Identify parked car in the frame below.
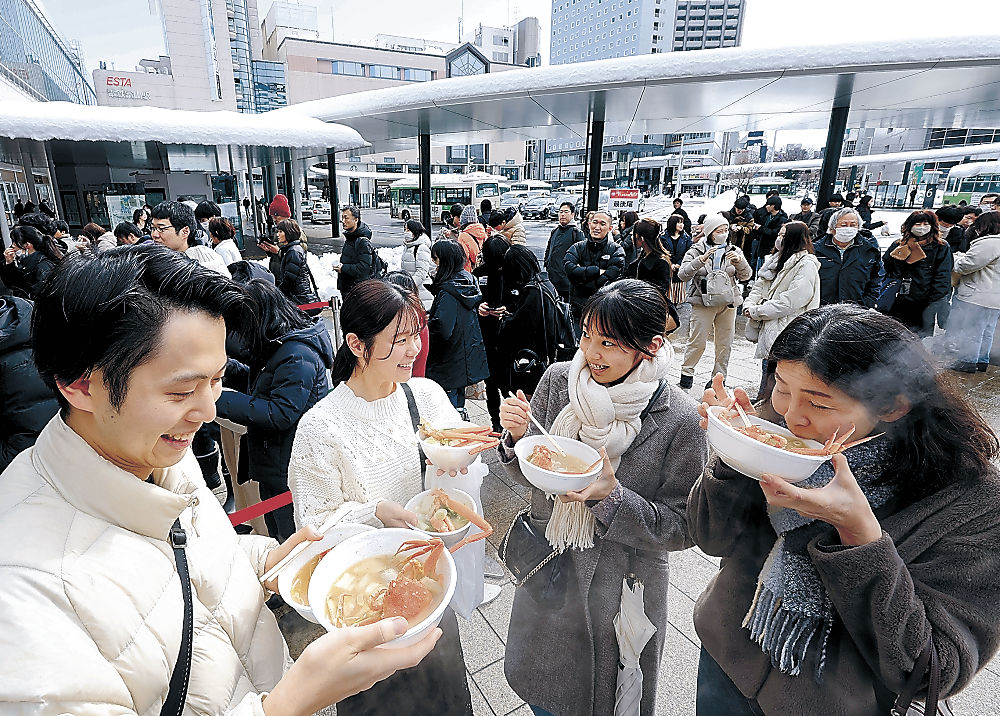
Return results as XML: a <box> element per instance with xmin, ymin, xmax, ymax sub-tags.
<box><xmin>500</xmin><ymin>193</ymin><xmax>528</xmax><ymax>213</ymax></box>
<box><xmin>311</xmin><ymin>201</ymin><xmax>332</xmax><ymax>224</ymax></box>
<box><xmin>301</xmin><ymin>199</ymin><xmax>314</xmax><ymax>220</ymax></box>
<box><xmin>522</xmin><ymin>195</ymin><xmax>555</xmax><ymax>220</ymax></box>
<box><xmin>547</xmin><ymin>194</ymin><xmax>578</xmax><ymax>220</ymax></box>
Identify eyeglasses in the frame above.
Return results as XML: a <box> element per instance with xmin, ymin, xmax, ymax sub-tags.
<box><xmin>150</xmin><ymin>223</ymin><xmax>174</xmax><ymax>234</ymax></box>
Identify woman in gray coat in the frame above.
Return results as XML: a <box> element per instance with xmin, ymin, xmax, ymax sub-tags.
<box><xmin>498</xmin><ymin>279</ymin><xmax>707</xmax><ymax>716</ymax></box>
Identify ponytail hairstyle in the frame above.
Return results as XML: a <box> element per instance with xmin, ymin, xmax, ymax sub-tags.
<box><xmin>765</xmin><ymin>304</ymin><xmax>998</xmax><ymax>505</ymax></box>
<box><xmin>633</xmin><ymin>217</ymin><xmax>669</xmax><ymax>261</ymax></box>
<box><xmin>11</xmin><ymin>225</ymin><xmax>63</xmax><ymax>263</ymax></box>
<box><xmin>330</xmin><ymin>279</ymin><xmax>426</xmax><ymax>386</ymax></box>
<box><xmin>208</xmin><ymin>216</ymin><xmax>236</xmax><ymax>244</ymax></box>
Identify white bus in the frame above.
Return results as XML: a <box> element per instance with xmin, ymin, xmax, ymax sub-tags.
<box><xmin>506</xmin><ymin>179</ymin><xmax>552</xmax><ymax>194</ymax></box>
<box><xmin>388</xmin><ymin>172</ymin><xmax>503</xmax><ymax>223</ymax></box>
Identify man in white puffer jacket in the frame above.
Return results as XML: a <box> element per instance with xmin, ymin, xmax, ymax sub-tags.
<box><xmin>0</xmin><ymin>245</ymin><xmax>439</xmax><ymax>716</ymax></box>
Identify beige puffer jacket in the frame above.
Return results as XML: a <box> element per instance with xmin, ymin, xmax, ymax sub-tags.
<box><xmin>0</xmin><ymin>416</ymin><xmax>289</xmax><ymax>715</ymax></box>
<box><xmin>953</xmin><ymin>234</ymin><xmax>1000</xmax><ymax>309</ymax></box>
<box><xmin>503</xmin><ymin>211</ymin><xmax>527</xmax><ymax>245</ymax></box>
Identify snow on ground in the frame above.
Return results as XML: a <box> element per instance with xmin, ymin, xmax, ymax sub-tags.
<box><xmin>305</xmin><ymin>246</ymin><xmax>404</xmax><ymax>300</ymax></box>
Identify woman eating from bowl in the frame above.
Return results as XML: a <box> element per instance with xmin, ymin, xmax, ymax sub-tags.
<box><xmin>287</xmin><ymin>278</ymin><xmax>473</xmax><ymax>714</ymax></box>
<box><xmin>498</xmin><ymin>278</ymin><xmax>707</xmax><ymax>716</ymax></box>
<box><xmin>688</xmin><ymin>304</ymin><xmax>1000</xmax><ymax>715</ymax></box>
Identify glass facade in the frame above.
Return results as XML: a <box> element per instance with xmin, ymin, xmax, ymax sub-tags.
<box><xmin>226</xmin><ymin>0</ymin><xmax>253</xmax><ymax>112</ymax></box>
<box><xmin>252</xmin><ymin>60</ymin><xmax>286</xmax><ymax>112</ymax></box>
<box><xmin>0</xmin><ymin>0</ymin><xmax>96</xmax><ymax>103</ymax></box>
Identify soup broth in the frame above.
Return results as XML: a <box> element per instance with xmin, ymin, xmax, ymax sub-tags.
<box><xmin>325</xmin><ymin>553</ymin><xmax>444</xmax><ymax>628</ymax></box>
<box><xmin>528</xmin><ymin>445</ymin><xmax>594</xmax><ymax>474</ymax></box>
<box><xmin>415</xmin><ymin>494</ymin><xmax>471</xmax><ymax>533</ymax></box>
<box><xmin>289</xmin><ymin>549</ymin><xmax>330</xmax><ymax>606</ymax></box>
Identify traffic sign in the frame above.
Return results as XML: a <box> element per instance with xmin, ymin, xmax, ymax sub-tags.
<box><xmin>608</xmin><ymin>187</ymin><xmax>641</xmax><ymax>213</ymax></box>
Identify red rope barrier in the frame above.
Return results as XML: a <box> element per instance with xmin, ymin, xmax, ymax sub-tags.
<box><xmin>297</xmin><ymin>300</ymin><xmax>330</xmax><ymax>311</ymax></box>
<box><xmin>228</xmin><ymin>491</ymin><xmax>293</xmax><ymax>525</ymax></box>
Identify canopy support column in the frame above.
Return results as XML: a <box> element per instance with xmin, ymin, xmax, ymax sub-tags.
<box><xmin>419</xmin><ymin>132</ymin><xmax>432</xmax><ymax>232</ymax></box>
<box><xmin>584</xmin><ymin>103</ymin><xmax>606</xmax><ymax>214</ymax></box>
<box><xmin>817</xmin><ymin>74</ymin><xmax>855</xmax><ymax>210</ymax></box>
<box><xmin>327</xmin><ymin>149</ymin><xmax>340</xmax><ymax>238</ymax></box>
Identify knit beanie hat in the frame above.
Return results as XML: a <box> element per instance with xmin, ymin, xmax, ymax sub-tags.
<box><xmin>460</xmin><ymin>204</ymin><xmax>479</xmax><ymax>227</ymax></box>
<box><xmin>701</xmin><ymin>213</ymin><xmax>729</xmax><ymax>240</ymax></box>
<box><xmin>269</xmin><ymin>194</ymin><xmax>291</xmax><ymax>219</ymax></box>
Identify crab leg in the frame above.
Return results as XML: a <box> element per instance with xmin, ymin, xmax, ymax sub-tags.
<box><xmin>426</xmin><ymin>489</ymin><xmax>495</xmax><ymax>553</ymax></box>
<box><xmin>468</xmin><ymin>439</ymin><xmax>500</xmax><ymax>456</ymax></box>
<box><xmin>829</xmin><ymin>424</ymin><xmax>857</xmax><ymax>452</ymax></box>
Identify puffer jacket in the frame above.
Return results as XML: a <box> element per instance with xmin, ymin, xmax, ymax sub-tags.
<box><xmin>0</xmin><ymin>296</ymin><xmax>58</xmax><ymax>471</ymax></box>
<box><xmin>339</xmin><ymin>223</ymin><xmax>375</xmax><ymax>297</ymax></box>
<box><xmin>564</xmin><ymin>235</ymin><xmax>627</xmax><ymax>309</ymax></box>
<box><xmin>953</xmin><ymin>234</ymin><xmax>1000</xmax><ymax>309</ymax></box>
<box><xmin>426</xmin><ymin>271</ymin><xmax>489</xmax><ymax>390</ymax></box>
<box><xmin>217</xmin><ymin>320</ymin><xmax>334</xmax><ymax>492</ymax></box>
<box><xmin>274</xmin><ymin>240</ymin><xmax>317</xmax><ymax>306</ymax></box>
<box><xmin>545</xmin><ymin>222</ymin><xmax>585</xmax><ymax>297</ymax></box>
<box><xmin>618</xmin><ymin>225</ymin><xmax>638</xmax><ymax>268</ymax></box>
<box><xmin>882</xmin><ymin>238</ymin><xmax>953</xmax><ymax>306</ymax></box>
<box><xmin>401</xmin><ymin>232</ymin><xmax>434</xmax><ymax>308</ymax></box>
<box><xmin>457</xmin><ymin>222</ymin><xmax>487</xmax><ymax>271</ymax></box>
<box><xmin>815</xmin><ymin>234</ymin><xmax>884</xmax><ymax>307</ymax></box>
<box><xmin>677</xmin><ymin>240</ymin><xmax>753</xmax><ymax>308</ymax></box>
<box><xmin>0</xmin><ymin>415</ymin><xmax>288</xmax><ymax>715</ymax></box>
<box><xmin>0</xmin><ymin>251</ymin><xmax>57</xmax><ymax>299</ymax></box>
<box><xmin>502</xmin><ymin>211</ymin><xmax>527</xmax><ymax>245</ymax></box>
<box><xmin>744</xmin><ymin>251</ymin><xmax>821</xmax><ymax>359</ymax></box>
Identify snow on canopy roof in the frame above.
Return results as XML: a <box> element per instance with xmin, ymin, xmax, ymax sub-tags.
<box><xmin>0</xmin><ymin>101</ymin><xmax>368</xmax><ymax>150</ymax></box>
<box><xmin>276</xmin><ymin>38</ymin><xmax>1000</xmax><ymax>151</ymax></box>
<box><xmin>679</xmin><ymin>142</ymin><xmax>1000</xmax><ymax>177</ymax></box>
<box><xmin>946</xmin><ymin>161</ymin><xmax>1000</xmax><ymax>179</ymax></box>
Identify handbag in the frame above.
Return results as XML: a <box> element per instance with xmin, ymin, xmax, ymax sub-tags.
<box><xmin>744</xmin><ymin>318</ymin><xmax>763</xmax><ymax>343</ymax></box>
<box><xmin>161</xmin><ymin>518</ymin><xmax>194</xmax><ymax>716</ymax></box>
<box><xmin>877</xmin><ymin>278</ymin><xmax>901</xmax><ymax>313</ymax></box>
<box><xmin>888</xmin><ymin>637</ymin><xmax>954</xmax><ymax>716</ymax></box>
<box><xmin>465</xmin><ymin>380</ymin><xmax>487</xmax><ymax>400</ymax></box>
<box><xmin>498</xmin><ymin>379</ymin><xmax>668</xmax><ymax>610</ymax></box>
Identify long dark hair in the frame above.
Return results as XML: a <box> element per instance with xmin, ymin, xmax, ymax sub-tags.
<box><xmin>774</xmin><ymin>220</ymin><xmax>813</xmax><ymax>273</ymax></box>
<box><xmin>430</xmin><ymin>240</ymin><xmax>466</xmax><ymax>286</ymax></box>
<box><xmin>581</xmin><ymin>278</ymin><xmax>668</xmax><ymax>357</ymax></box>
<box><xmin>765</xmin><ymin>304</ymin><xmax>998</xmax><ymax>504</ymax></box>
<box><xmin>480</xmin><ymin>235</ymin><xmax>509</xmax><ymax>270</ymax></box>
<box><xmin>900</xmin><ymin>210</ymin><xmax>941</xmax><ymax>244</ymax></box>
<box><xmin>665</xmin><ymin>214</ymin><xmax>685</xmax><ymax>237</ymax></box>
<box><xmin>633</xmin><ymin>217</ymin><xmax>669</xmax><ymax>261</ymax></box>
<box><xmin>967</xmin><ymin>210</ymin><xmax>1000</xmax><ymax>241</ymax></box>
<box><xmin>11</xmin><ymin>225</ymin><xmax>63</xmax><ymax>263</ymax></box>
<box><xmin>502</xmin><ymin>244</ymin><xmax>540</xmax><ymax>290</ymax></box>
<box><xmin>330</xmin><ymin>279</ymin><xmax>426</xmax><ymax>386</ymax></box>
<box><xmin>238</xmin><ymin>279</ymin><xmax>314</xmax><ymax>358</ymax></box>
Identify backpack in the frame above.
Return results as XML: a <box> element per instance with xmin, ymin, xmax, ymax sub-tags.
<box><xmin>534</xmin><ymin>279</ymin><xmax>578</xmax><ymax>362</ymax></box>
<box><xmin>700</xmin><ymin>248</ymin><xmax>737</xmax><ymax>307</ymax></box>
<box><xmin>370</xmin><ymin>243</ymin><xmax>388</xmax><ymax>279</ymax></box>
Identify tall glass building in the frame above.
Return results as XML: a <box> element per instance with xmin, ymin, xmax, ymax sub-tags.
<box><xmin>0</xmin><ymin>0</ymin><xmax>96</xmax><ymax>103</ymax></box>
<box><xmin>226</xmin><ymin>0</ymin><xmax>254</xmax><ymax>112</ymax></box>
<box><xmin>251</xmin><ymin>60</ymin><xmax>286</xmax><ymax>112</ymax></box>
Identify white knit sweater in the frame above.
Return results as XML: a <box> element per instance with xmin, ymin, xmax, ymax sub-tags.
<box><xmin>288</xmin><ymin>377</ymin><xmax>459</xmax><ymax>530</ymax></box>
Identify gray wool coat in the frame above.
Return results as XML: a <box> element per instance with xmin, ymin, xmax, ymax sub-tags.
<box><xmin>498</xmin><ymin>362</ymin><xmax>707</xmax><ymax>716</ymax></box>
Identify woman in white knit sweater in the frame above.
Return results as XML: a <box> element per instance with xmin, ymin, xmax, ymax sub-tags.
<box><xmin>288</xmin><ymin>278</ymin><xmax>473</xmax><ymax>716</ymax></box>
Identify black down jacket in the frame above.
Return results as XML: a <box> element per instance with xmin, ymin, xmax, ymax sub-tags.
<box><xmin>563</xmin><ymin>235</ymin><xmax>626</xmax><ymax>309</ymax></box>
<box><xmin>273</xmin><ymin>240</ymin><xmax>318</xmax><ymax>306</ymax></box>
<box><xmin>216</xmin><ymin>320</ymin><xmax>334</xmax><ymax>491</ymax></box>
<box><xmin>0</xmin><ymin>252</ymin><xmax>57</xmax><ymax>300</ymax></box>
<box><xmin>339</xmin><ymin>223</ymin><xmax>375</xmax><ymax>297</ymax></box>
<box><xmin>545</xmin><ymin>223</ymin><xmax>585</xmax><ymax>298</ymax></box>
<box><xmin>815</xmin><ymin>234</ymin><xmax>884</xmax><ymax>308</ymax></box>
<box><xmin>426</xmin><ymin>271</ymin><xmax>490</xmax><ymax>390</ymax></box>
<box><xmin>0</xmin><ymin>296</ymin><xmax>59</xmax><ymax>471</ymax></box>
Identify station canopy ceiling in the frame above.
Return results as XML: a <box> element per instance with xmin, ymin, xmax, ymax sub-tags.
<box><xmin>278</xmin><ymin>38</ymin><xmax>1000</xmax><ymax>153</ymax></box>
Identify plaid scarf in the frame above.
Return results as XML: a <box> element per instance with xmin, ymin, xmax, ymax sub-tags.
<box><xmin>742</xmin><ymin>437</ymin><xmax>895</xmax><ymax>681</ymax></box>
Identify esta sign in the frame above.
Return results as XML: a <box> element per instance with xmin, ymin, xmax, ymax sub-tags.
<box><xmin>106</xmin><ymin>76</ymin><xmax>132</xmax><ymax>87</ymax></box>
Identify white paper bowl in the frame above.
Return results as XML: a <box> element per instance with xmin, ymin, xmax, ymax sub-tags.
<box><xmin>706</xmin><ymin>405</ymin><xmax>829</xmax><ymax>483</ymax></box>
<box><xmin>416</xmin><ymin>420</ymin><xmax>492</xmax><ymax>472</ymax></box>
<box><xmin>277</xmin><ymin>523</ymin><xmax>374</xmax><ymax>624</ymax></box>
<box><xmin>513</xmin><ymin>435</ymin><xmax>602</xmax><ymax>495</ymax></box>
<box><xmin>404</xmin><ymin>487</ymin><xmax>478</xmax><ymax>548</ymax></box>
<box><xmin>308</xmin><ymin>527</ymin><xmax>456</xmax><ymax>649</ymax></box>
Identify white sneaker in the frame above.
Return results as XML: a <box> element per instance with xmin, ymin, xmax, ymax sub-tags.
<box><xmin>479</xmin><ymin>583</ymin><xmax>502</xmax><ymax>607</ymax></box>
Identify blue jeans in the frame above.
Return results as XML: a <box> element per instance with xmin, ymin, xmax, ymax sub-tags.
<box><xmin>951</xmin><ymin>298</ymin><xmax>1000</xmax><ymax>364</ymax></box>
<box><xmin>696</xmin><ymin>648</ymin><xmax>765</xmax><ymax>716</ymax></box>
<box><xmin>445</xmin><ymin>387</ymin><xmax>466</xmax><ymax>410</ymax></box>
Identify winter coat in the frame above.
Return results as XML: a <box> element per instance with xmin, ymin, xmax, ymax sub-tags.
<box><xmin>672</xmin><ymin>206</ymin><xmax>692</xmax><ymax>234</ymax></box>
<box><xmin>0</xmin><ymin>251</ymin><xmax>56</xmax><ymax>299</ymax></box>
<box><xmin>497</xmin><ymin>278</ymin><xmax>559</xmax><ymax>394</ymax></box>
<box><xmin>216</xmin><ymin>320</ymin><xmax>334</xmax><ymax>492</ymax></box>
<box><xmin>545</xmin><ymin>222</ymin><xmax>585</xmax><ymax>297</ymax></box>
<box><xmin>426</xmin><ymin>271</ymin><xmax>489</xmax><ymax>390</ymax></box>
<box><xmin>339</xmin><ymin>223</ymin><xmax>375</xmax><ymax>297</ymax></box>
<box><xmin>618</xmin><ymin>225</ymin><xmax>638</xmax><ymax>268</ymax></box>
<box><xmin>688</xmin><ymin>451</ymin><xmax>1000</xmax><ymax>716</ymax></box>
<box><xmin>662</xmin><ymin>231</ymin><xmax>693</xmax><ymax>283</ymax></box>
<box><xmin>564</xmin><ymin>236</ymin><xmax>627</xmax><ymax>309</ymax></box>
<box><xmin>502</xmin><ymin>211</ymin><xmax>527</xmax><ymax>245</ymax></box>
<box><xmin>0</xmin><ymin>415</ymin><xmax>288</xmax><ymax>715</ymax></box>
<box><xmin>744</xmin><ymin>251</ymin><xmax>821</xmax><ymax>359</ymax></box>
<box><xmin>952</xmin><ymin>234</ymin><xmax>1000</xmax><ymax>309</ymax></box>
<box><xmin>473</xmin><ymin>250</ymin><xmax>507</xmax><ymax>390</ymax></box>
<box><xmin>274</xmin><ymin>240</ymin><xmax>317</xmax><ymax>306</ymax></box>
<box><xmin>457</xmin><ymin>222</ymin><xmax>487</xmax><ymax>271</ymax></box>
<box><xmin>185</xmin><ymin>245</ymin><xmax>232</xmax><ymax>278</ymax></box>
<box><xmin>725</xmin><ymin>210</ymin><xmax>756</xmax><ymax>255</ymax></box>
<box><xmin>401</xmin><ymin>232</ymin><xmax>434</xmax><ymax>308</ymax></box>
<box><xmin>815</xmin><ymin>235</ymin><xmax>884</xmax><ymax>307</ymax></box>
<box><xmin>943</xmin><ymin>225</ymin><xmax>971</xmax><ymax>255</ymax></box>
<box><xmin>498</xmin><ymin>362</ymin><xmax>707</xmax><ymax>716</ymax></box>
<box><xmin>882</xmin><ymin>238</ymin><xmax>953</xmax><ymax>318</ymax></box>
<box><xmin>789</xmin><ymin>210</ymin><xmax>821</xmax><ymax>238</ymax></box>
<box><xmin>214</xmin><ymin>238</ymin><xmax>242</xmax><ymax>266</ymax></box>
<box><xmin>625</xmin><ymin>252</ymin><xmax>673</xmax><ymax>298</ymax></box>
<box><xmin>0</xmin><ymin>296</ymin><xmax>58</xmax><ymax>471</ymax></box>
<box><xmin>858</xmin><ymin>203</ymin><xmax>885</xmax><ymax>230</ymax></box>
<box><xmin>96</xmin><ymin>231</ymin><xmax>118</xmax><ymax>252</ymax></box>
<box><xmin>677</xmin><ymin>240</ymin><xmax>753</xmax><ymax>308</ymax></box>
<box><xmin>755</xmin><ymin>209</ymin><xmax>788</xmax><ymax>259</ymax></box>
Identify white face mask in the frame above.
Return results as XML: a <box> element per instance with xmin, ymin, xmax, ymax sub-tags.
<box><xmin>710</xmin><ymin>230</ymin><xmax>729</xmax><ymax>244</ymax></box>
<box><xmin>911</xmin><ymin>224</ymin><xmax>932</xmax><ymax>237</ymax></box>
<box><xmin>834</xmin><ymin>227</ymin><xmax>858</xmax><ymax>243</ymax></box>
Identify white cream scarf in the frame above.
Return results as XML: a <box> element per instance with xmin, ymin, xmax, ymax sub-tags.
<box><xmin>544</xmin><ymin>344</ymin><xmax>672</xmax><ymax>550</ymax></box>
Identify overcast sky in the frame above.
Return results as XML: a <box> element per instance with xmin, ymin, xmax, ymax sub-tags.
<box><xmin>41</xmin><ymin>0</ymin><xmax>997</xmax><ymax>147</ymax></box>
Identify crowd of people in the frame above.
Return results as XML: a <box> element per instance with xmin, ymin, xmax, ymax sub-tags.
<box><xmin>1</xmin><ymin>188</ymin><xmax>1000</xmax><ymax>716</ymax></box>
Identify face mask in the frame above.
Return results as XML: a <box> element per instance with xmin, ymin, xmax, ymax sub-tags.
<box><xmin>834</xmin><ymin>227</ymin><xmax>858</xmax><ymax>243</ymax></box>
<box><xmin>911</xmin><ymin>224</ymin><xmax>932</xmax><ymax>237</ymax></box>
<box><xmin>710</xmin><ymin>231</ymin><xmax>729</xmax><ymax>244</ymax></box>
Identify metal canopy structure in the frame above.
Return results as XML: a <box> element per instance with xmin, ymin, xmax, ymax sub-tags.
<box><xmin>280</xmin><ymin>39</ymin><xmax>1000</xmax><ymax>152</ymax></box>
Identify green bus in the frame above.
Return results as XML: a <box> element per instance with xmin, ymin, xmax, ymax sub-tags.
<box><xmin>942</xmin><ymin>162</ymin><xmax>1000</xmax><ymax>205</ymax></box>
<box><xmin>389</xmin><ymin>172</ymin><xmax>502</xmax><ymax>223</ymax></box>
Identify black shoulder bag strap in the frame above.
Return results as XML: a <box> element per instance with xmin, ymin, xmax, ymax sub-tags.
<box><xmin>641</xmin><ymin>379</ymin><xmax>668</xmax><ymax>422</ymax></box>
<box><xmin>400</xmin><ymin>382</ymin><xmax>427</xmax><ymax>490</ymax></box>
<box><xmin>161</xmin><ymin>518</ymin><xmax>193</xmax><ymax>716</ymax></box>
